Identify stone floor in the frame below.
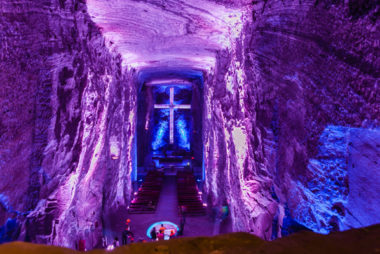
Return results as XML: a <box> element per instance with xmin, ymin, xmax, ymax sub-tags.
<box><xmin>104</xmin><ymin>175</ymin><xmax>218</xmax><ymax>244</ymax></box>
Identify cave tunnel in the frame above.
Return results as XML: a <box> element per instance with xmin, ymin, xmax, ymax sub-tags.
<box><xmin>0</xmin><ymin>0</ymin><xmax>379</xmax><ymax>252</ymax></box>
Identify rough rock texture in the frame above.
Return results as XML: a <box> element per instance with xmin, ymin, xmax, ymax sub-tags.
<box><xmin>0</xmin><ymin>0</ymin><xmax>379</xmax><ymax>248</ymax></box>
<box><xmin>289</xmin><ymin>126</ymin><xmax>350</xmax><ymax>233</ymax></box>
<box><xmin>247</xmin><ymin>0</ymin><xmax>379</xmax><ymax>236</ymax></box>
<box><xmin>0</xmin><ymin>0</ymin><xmax>45</xmax><ymax>220</ymax></box>
<box><xmin>288</xmin><ymin>126</ymin><xmax>380</xmax><ymax>233</ymax></box>
<box><xmin>0</xmin><ymin>0</ymin><xmax>137</xmax><ymax>248</ymax></box>
<box><xmin>203</xmin><ymin>0</ymin><xmax>379</xmax><ymax>239</ymax></box>
<box><xmin>346</xmin><ymin>128</ymin><xmax>380</xmax><ymax>228</ymax></box>
<box><xmin>86</xmin><ymin>0</ymin><xmax>250</xmax><ymax>70</ymax></box>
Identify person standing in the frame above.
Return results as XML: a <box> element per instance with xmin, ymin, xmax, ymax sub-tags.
<box><xmin>159</xmin><ymin>224</ymin><xmax>166</xmax><ymax>234</ymax></box>
<box><xmin>122</xmin><ymin>229</ymin><xmax>128</xmax><ymax>245</ymax></box>
<box><xmin>113</xmin><ymin>237</ymin><xmax>120</xmax><ymax>248</ymax></box>
<box><xmin>123</xmin><ymin>226</ymin><xmax>134</xmax><ymax>245</ymax></box>
<box><xmin>122</xmin><ymin>218</ymin><xmax>133</xmax><ymax>245</ymax></box>
<box><xmin>178</xmin><ymin>213</ymin><xmax>186</xmax><ymax>236</ymax></box>
<box><xmin>170</xmin><ymin>230</ymin><xmax>175</xmax><ymax>239</ymax></box>
<box><xmin>101</xmin><ymin>237</ymin><xmax>107</xmax><ymax>249</ymax></box>
<box><xmin>150</xmin><ymin>227</ymin><xmax>157</xmax><ymax>241</ymax></box>
<box><xmin>157</xmin><ymin>232</ymin><xmax>164</xmax><ymax>241</ymax></box>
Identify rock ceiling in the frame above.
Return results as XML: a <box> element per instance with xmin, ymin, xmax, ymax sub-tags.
<box><xmin>86</xmin><ymin>0</ymin><xmax>250</xmax><ymax>71</ymax></box>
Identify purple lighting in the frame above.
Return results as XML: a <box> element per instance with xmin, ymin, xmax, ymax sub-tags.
<box><xmin>0</xmin><ymin>0</ymin><xmax>378</xmax><ymax>249</ymax></box>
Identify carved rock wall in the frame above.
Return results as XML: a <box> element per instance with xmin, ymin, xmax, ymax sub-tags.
<box><xmin>0</xmin><ymin>0</ymin><xmax>378</xmax><ymax>246</ymax></box>
<box><xmin>289</xmin><ymin>126</ymin><xmax>380</xmax><ymax>233</ymax></box>
<box><xmin>203</xmin><ymin>0</ymin><xmax>379</xmax><ymax>239</ymax></box>
<box><xmin>0</xmin><ymin>0</ymin><xmax>137</xmax><ymax>248</ymax></box>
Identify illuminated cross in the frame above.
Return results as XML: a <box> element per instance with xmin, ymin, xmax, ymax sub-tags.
<box><xmin>154</xmin><ymin>87</ymin><xmax>191</xmax><ymax>144</ymax></box>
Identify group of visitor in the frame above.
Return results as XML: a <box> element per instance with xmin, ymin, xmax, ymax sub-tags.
<box><xmin>150</xmin><ymin>224</ymin><xmax>176</xmax><ymax>241</ymax></box>
<box><xmin>98</xmin><ymin>216</ymin><xmax>187</xmax><ymax>250</ymax></box>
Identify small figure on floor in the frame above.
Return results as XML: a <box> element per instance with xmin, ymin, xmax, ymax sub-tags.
<box><xmin>157</xmin><ymin>232</ymin><xmax>164</xmax><ymax>241</ymax></box>
<box><xmin>150</xmin><ymin>227</ymin><xmax>157</xmax><ymax>241</ymax></box>
<box><xmin>113</xmin><ymin>237</ymin><xmax>119</xmax><ymax>248</ymax></box>
<box><xmin>122</xmin><ymin>230</ymin><xmax>128</xmax><ymax>245</ymax></box>
<box><xmin>178</xmin><ymin>211</ymin><xmax>186</xmax><ymax>236</ymax></box>
<box><xmin>170</xmin><ymin>229</ymin><xmax>175</xmax><ymax>239</ymax></box>
<box><xmin>122</xmin><ymin>228</ymin><xmax>134</xmax><ymax>245</ymax></box>
<box><xmin>122</xmin><ymin>218</ymin><xmax>134</xmax><ymax>245</ymax></box>
<box><xmin>159</xmin><ymin>224</ymin><xmax>166</xmax><ymax>234</ymax></box>
<box><xmin>101</xmin><ymin>237</ymin><xmax>107</xmax><ymax>249</ymax></box>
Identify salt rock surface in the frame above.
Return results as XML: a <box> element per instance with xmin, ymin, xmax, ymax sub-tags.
<box><xmin>0</xmin><ymin>0</ymin><xmax>136</xmax><ymax>248</ymax></box>
<box><xmin>203</xmin><ymin>0</ymin><xmax>379</xmax><ymax>239</ymax></box>
<box><xmin>0</xmin><ymin>0</ymin><xmax>379</xmax><ymax>248</ymax></box>
<box><xmin>346</xmin><ymin>128</ymin><xmax>380</xmax><ymax>228</ymax></box>
<box><xmin>287</xmin><ymin>126</ymin><xmax>380</xmax><ymax>233</ymax></box>
<box><xmin>86</xmin><ymin>0</ymin><xmax>252</xmax><ymax>70</ymax></box>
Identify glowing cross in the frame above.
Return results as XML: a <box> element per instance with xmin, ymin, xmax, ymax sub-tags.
<box><xmin>154</xmin><ymin>87</ymin><xmax>191</xmax><ymax>144</ymax></box>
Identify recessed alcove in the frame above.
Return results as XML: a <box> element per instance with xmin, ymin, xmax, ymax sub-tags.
<box><xmin>136</xmin><ymin>68</ymin><xmax>204</xmax><ymax>180</ymax></box>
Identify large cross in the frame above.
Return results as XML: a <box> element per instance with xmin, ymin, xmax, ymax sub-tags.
<box><xmin>154</xmin><ymin>87</ymin><xmax>191</xmax><ymax>144</ymax></box>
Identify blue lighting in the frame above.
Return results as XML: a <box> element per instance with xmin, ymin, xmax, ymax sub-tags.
<box><xmin>176</xmin><ymin>114</ymin><xmax>190</xmax><ymax>151</ymax></box>
<box><xmin>152</xmin><ymin>85</ymin><xmax>192</xmax><ymax>151</ymax></box>
<box><xmin>152</xmin><ymin>109</ymin><xmax>169</xmax><ymax>150</ymax></box>
<box><xmin>146</xmin><ymin>221</ymin><xmax>179</xmax><ymax>239</ymax></box>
